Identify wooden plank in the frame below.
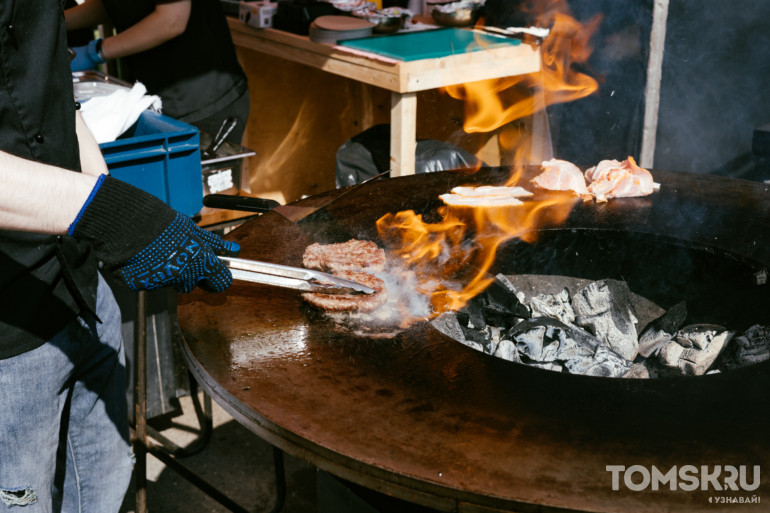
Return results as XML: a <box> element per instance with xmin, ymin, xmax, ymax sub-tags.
<box><xmin>390</xmin><ymin>92</ymin><xmax>417</xmax><ymax>176</ymax></box>
<box><xmin>399</xmin><ymin>44</ymin><xmax>541</xmax><ymax>91</ymax></box>
<box><xmin>229</xmin><ymin>22</ymin><xmax>402</xmax><ymax>91</ymax></box>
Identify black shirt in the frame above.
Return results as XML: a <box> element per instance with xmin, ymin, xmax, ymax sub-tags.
<box><xmin>101</xmin><ymin>0</ymin><xmax>248</xmax><ymax>124</ymax></box>
<box><xmin>0</xmin><ymin>0</ymin><xmax>99</xmax><ymax>358</ymax></box>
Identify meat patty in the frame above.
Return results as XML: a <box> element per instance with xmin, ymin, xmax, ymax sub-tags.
<box><xmin>301</xmin><ymin>271</ymin><xmax>387</xmax><ymax>313</ymax></box>
<box><xmin>303</xmin><ymin>239</ymin><xmax>386</xmax><ymax>273</ymax></box>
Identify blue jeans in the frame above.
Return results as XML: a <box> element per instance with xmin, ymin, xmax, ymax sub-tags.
<box><xmin>0</xmin><ymin>274</ymin><xmax>133</xmax><ymax>512</ymax></box>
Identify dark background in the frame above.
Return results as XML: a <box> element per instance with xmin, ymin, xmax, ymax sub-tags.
<box><xmin>484</xmin><ymin>0</ymin><xmax>770</xmax><ymax>180</ymax></box>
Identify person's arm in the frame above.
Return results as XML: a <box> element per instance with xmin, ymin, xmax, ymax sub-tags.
<box><xmin>0</xmin><ymin>153</ymin><xmax>98</xmax><ymax>234</ymax></box>
<box><xmin>64</xmin><ymin>0</ymin><xmax>111</xmax><ymax>31</ymax></box>
<box><xmin>100</xmin><ymin>1</ymin><xmax>191</xmax><ymax>60</ymax></box>
<box><xmin>76</xmin><ymin>111</ymin><xmax>109</xmax><ymax>177</ymax></box>
<box><xmin>0</xmin><ymin>152</ymin><xmax>240</xmax><ymax>293</ymax></box>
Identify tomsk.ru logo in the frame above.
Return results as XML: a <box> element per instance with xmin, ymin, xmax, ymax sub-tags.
<box><xmin>606</xmin><ymin>465</ymin><xmax>761</xmax><ymax>492</ymax></box>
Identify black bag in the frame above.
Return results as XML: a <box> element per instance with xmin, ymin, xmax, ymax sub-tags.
<box><xmin>335</xmin><ymin>124</ymin><xmax>484</xmax><ymax>188</ymax></box>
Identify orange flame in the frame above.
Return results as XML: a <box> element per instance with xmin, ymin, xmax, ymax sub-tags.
<box><xmin>444</xmin><ymin>3</ymin><xmax>601</xmax><ymax>135</ymax></box>
<box><xmin>376</xmin><ymin>1</ymin><xmax>600</xmax><ymax>317</ymax></box>
<box><xmin>377</xmin><ymin>193</ymin><xmax>577</xmax><ymax>314</ymax></box>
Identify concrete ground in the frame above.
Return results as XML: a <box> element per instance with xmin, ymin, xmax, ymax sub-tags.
<box><xmin>119</xmin><ymin>393</ymin><xmax>317</xmax><ymax>513</ymax></box>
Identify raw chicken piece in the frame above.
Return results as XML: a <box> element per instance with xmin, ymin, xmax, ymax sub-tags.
<box><xmin>585</xmin><ymin>156</ymin><xmax>658</xmax><ymax>202</ymax></box>
<box><xmin>532</xmin><ymin>158</ymin><xmax>590</xmax><ymax>196</ymax></box>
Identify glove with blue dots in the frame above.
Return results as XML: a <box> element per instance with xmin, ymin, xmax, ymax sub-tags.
<box><xmin>69</xmin><ymin>175</ymin><xmax>240</xmax><ymax>293</ymax></box>
<box><xmin>115</xmin><ymin>213</ymin><xmax>239</xmax><ymax>292</ymax></box>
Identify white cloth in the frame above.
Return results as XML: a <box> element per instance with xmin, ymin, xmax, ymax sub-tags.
<box><xmin>80</xmin><ymin>82</ymin><xmax>162</xmax><ymax>144</ymax></box>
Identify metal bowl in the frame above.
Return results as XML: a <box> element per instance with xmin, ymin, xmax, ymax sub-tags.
<box><xmin>369</xmin><ymin>13</ymin><xmax>407</xmax><ymax>33</ymax></box>
<box><xmin>431</xmin><ymin>5</ymin><xmax>480</xmax><ymax>27</ymax></box>
<box><xmin>360</xmin><ymin>8</ymin><xmax>410</xmax><ymax>34</ymax></box>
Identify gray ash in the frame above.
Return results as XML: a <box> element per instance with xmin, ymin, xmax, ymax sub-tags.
<box><xmin>431</xmin><ymin>274</ymin><xmax>770</xmax><ymax>378</ymax></box>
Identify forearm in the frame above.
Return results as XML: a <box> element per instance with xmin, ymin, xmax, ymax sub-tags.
<box><xmin>100</xmin><ymin>1</ymin><xmax>191</xmax><ymax>60</ymax></box>
<box><xmin>76</xmin><ymin>111</ymin><xmax>109</xmax><ymax>177</ymax></box>
<box><xmin>64</xmin><ymin>0</ymin><xmax>111</xmax><ymax>31</ymax></box>
<box><xmin>0</xmin><ymin>153</ymin><xmax>99</xmax><ymax>234</ymax></box>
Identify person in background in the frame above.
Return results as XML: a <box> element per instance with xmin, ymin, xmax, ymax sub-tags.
<box><xmin>0</xmin><ymin>2</ymin><xmax>238</xmax><ymax>511</ymax></box>
<box><xmin>66</xmin><ymin>0</ymin><xmax>250</xmax><ymax>144</ymax></box>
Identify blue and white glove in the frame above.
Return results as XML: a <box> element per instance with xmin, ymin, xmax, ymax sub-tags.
<box><xmin>69</xmin><ymin>175</ymin><xmax>240</xmax><ymax>293</ymax></box>
<box><xmin>70</xmin><ymin>38</ymin><xmax>106</xmax><ymax>72</ymax></box>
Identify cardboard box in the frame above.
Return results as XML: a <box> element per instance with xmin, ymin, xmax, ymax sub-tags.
<box><xmin>239</xmin><ymin>1</ymin><xmax>277</xmax><ymax>28</ymax></box>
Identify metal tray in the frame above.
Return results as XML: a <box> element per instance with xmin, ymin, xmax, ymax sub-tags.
<box><xmin>72</xmin><ymin>70</ymin><xmax>132</xmax><ymax>102</ymax></box>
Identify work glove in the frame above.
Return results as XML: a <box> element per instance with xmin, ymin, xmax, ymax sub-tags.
<box><xmin>69</xmin><ymin>175</ymin><xmax>240</xmax><ymax>293</ymax></box>
<box><xmin>70</xmin><ymin>38</ymin><xmax>106</xmax><ymax>72</ymax></box>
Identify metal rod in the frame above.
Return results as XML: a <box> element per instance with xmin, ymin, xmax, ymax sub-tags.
<box><xmin>640</xmin><ymin>0</ymin><xmax>670</xmax><ymax>168</ymax></box>
<box><xmin>269</xmin><ymin>447</ymin><xmax>286</xmax><ymax>513</ymax></box>
<box><xmin>134</xmin><ymin>290</ymin><xmax>148</xmax><ymax>513</ymax></box>
<box><xmin>144</xmin><ymin>376</ymin><xmax>214</xmax><ymax>458</ymax></box>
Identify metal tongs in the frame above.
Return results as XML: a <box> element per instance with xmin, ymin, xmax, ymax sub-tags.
<box><xmin>220</xmin><ymin>256</ymin><xmax>376</xmax><ymax>295</ymax></box>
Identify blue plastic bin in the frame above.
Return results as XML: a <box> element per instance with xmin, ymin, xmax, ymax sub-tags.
<box><xmin>99</xmin><ymin>111</ymin><xmax>203</xmax><ymax>217</ymax></box>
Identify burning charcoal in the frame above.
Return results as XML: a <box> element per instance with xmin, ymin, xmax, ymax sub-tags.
<box><xmin>474</xmin><ymin>275</ymin><xmax>531</xmax><ymax>329</ymax></box>
<box><xmin>529</xmin><ymin>287</ymin><xmax>576</xmax><ymax>326</ymax></box>
<box><xmin>507</xmin><ymin>318</ymin><xmax>592</xmax><ymax>363</ymax></box>
<box><xmin>491</xmin><ymin>274</ymin><xmax>531</xmax><ymax>317</ymax></box>
<box><xmin>718</xmin><ymin>324</ymin><xmax>770</xmax><ymax>370</ymax></box>
<box><xmin>461</xmin><ymin>325</ymin><xmax>492</xmax><ymax>352</ymax></box>
<box><xmin>456</xmin><ymin>300</ymin><xmax>486</xmax><ymax>330</ymax></box>
<box><xmin>526</xmin><ymin>361</ymin><xmax>565</xmax><ymax>372</ymax></box>
<box><xmin>623</xmin><ymin>362</ymin><xmax>650</xmax><ymax>379</ymax></box>
<box><xmin>510</xmin><ymin>323</ymin><xmax>557</xmax><ymax>362</ymax></box>
<box><xmin>505</xmin><ymin>317</ymin><xmax>631</xmax><ymax>376</ymax></box>
<box><xmin>492</xmin><ymin>339</ymin><xmax>521</xmax><ymax>363</ymax></box>
<box><xmin>572</xmin><ymin>279</ymin><xmax>639</xmax><ymax>361</ymax></box>
<box><xmin>567</xmin><ymin>345</ymin><xmax>633</xmax><ymax>378</ymax></box>
<box><xmin>431</xmin><ymin>313</ymin><xmax>485</xmax><ymax>355</ymax></box>
<box><xmin>486</xmin><ymin>326</ymin><xmax>503</xmax><ymax>355</ymax></box>
<box><xmin>657</xmin><ymin>324</ymin><xmax>735</xmax><ymax>376</ymax></box>
<box><xmin>622</xmin><ymin>359</ymin><xmax>678</xmax><ymax>379</ymax></box>
<box><xmin>431</xmin><ymin>312</ymin><xmax>467</xmax><ymax>342</ymax></box>
<box><xmin>638</xmin><ymin>301</ymin><xmax>688</xmax><ymax>358</ymax></box>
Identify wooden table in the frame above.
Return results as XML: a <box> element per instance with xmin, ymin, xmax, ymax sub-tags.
<box><xmin>228</xmin><ymin>19</ymin><xmax>541</xmax><ymax>177</ymax></box>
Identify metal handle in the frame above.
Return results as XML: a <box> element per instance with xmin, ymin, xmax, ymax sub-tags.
<box><xmin>203</xmin><ymin>194</ymin><xmax>281</xmax><ymax>213</ymax></box>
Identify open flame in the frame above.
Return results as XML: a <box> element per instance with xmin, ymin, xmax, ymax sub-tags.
<box><xmin>377</xmin><ymin>192</ymin><xmax>577</xmax><ymax>315</ymax></box>
<box><xmin>443</xmin><ymin>2</ymin><xmax>601</xmax><ymax>135</ymax></box>
<box><xmin>376</xmin><ymin>1</ymin><xmax>601</xmax><ymax>319</ymax></box>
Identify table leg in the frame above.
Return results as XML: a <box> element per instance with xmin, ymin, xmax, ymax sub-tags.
<box><xmin>135</xmin><ymin>290</ymin><xmax>148</xmax><ymax>513</ymax></box>
<box><xmin>390</xmin><ymin>91</ymin><xmax>417</xmax><ymax>177</ymax></box>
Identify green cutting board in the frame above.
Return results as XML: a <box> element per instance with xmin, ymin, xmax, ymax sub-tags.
<box><xmin>339</xmin><ymin>27</ymin><xmax>521</xmax><ymax>62</ymax></box>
